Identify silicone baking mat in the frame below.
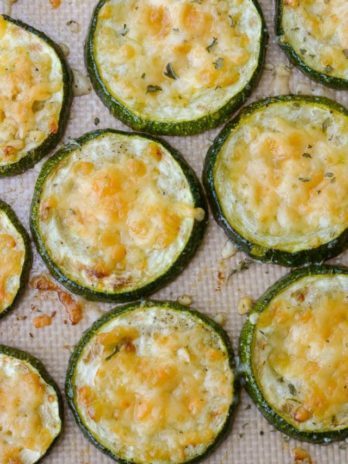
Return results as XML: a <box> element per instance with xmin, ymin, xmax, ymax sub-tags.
<box><xmin>0</xmin><ymin>0</ymin><xmax>347</xmax><ymax>462</ymax></box>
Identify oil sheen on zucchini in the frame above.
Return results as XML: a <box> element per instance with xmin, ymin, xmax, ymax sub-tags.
<box><xmin>0</xmin><ymin>200</ymin><xmax>31</xmax><ymax>319</ymax></box>
<box><xmin>86</xmin><ymin>0</ymin><xmax>267</xmax><ymax>136</ymax></box>
<box><xmin>276</xmin><ymin>0</ymin><xmax>348</xmax><ymax>89</ymax></box>
<box><xmin>0</xmin><ymin>15</ymin><xmax>72</xmax><ymax>176</ymax></box>
<box><xmin>204</xmin><ymin>96</ymin><xmax>348</xmax><ymax>266</ymax></box>
<box><xmin>31</xmin><ymin>130</ymin><xmax>207</xmax><ymax>302</ymax></box>
<box><xmin>0</xmin><ymin>345</ymin><xmax>63</xmax><ymax>463</ymax></box>
<box><xmin>240</xmin><ymin>266</ymin><xmax>348</xmax><ymax>443</ymax></box>
<box><xmin>66</xmin><ymin>301</ymin><xmax>238</xmax><ymax>463</ymax></box>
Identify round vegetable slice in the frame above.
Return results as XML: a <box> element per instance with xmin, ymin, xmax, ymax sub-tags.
<box><xmin>31</xmin><ymin>130</ymin><xmax>207</xmax><ymax>302</ymax></box>
<box><xmin>0</xmin><ymin>15</ymin><xmax>72</xmax><ymax>176</ymax></box>
<box><xmin>204</xmin><ymin>95</ymin><xmax>348</xmax><ymax>266</ymax></box>
<box><xmin>86</xmin><ymin>0</ymin><xmax>267</xmax><ymax>136</ymax></box>
<box><xmin>66</xmin><ymin>300</ymin><xmax>238</xmax><ymax>463</ymax></box>
<box><xmin>276</xmin><ymin>0</ymin><xmax>348</xmax><ymax>89</ymax></box>
<box><xmin>0</xmin><ymin>200</ymin><xmax>31</xmax><ymax>318</ymax></box>
<box><xmin>240</xmin><ymin>266</ymin><xmax>348</xmax><ymax>443</ymax></box>
<box><xmin>0</xmin><ymin>345</ymin><xmax>63</xmax><ymax>463</ymax></box>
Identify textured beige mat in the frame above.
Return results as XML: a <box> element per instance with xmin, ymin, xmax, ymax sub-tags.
<box><xmin>0</xmin><ymin>0</ymin><xmax>347</xmax><ymax>462</ymax></box>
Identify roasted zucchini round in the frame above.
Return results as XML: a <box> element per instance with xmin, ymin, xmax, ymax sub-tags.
<box><xmin>0</xmin><ymin>15</ymin><xmax>73</xmax><ymax>176</ymax></box>
<box><xmin>86</xmin><ymin>0</ymin><xmax>267</xmax><ymax>136</ymax></box>
<box><xmin>204</xmin><ymin>95</ymin><xmax>348</xmax><ymax>266</ymax></box>
<box><xmin>0</xmin><ymin>345</ymin><xmax>63</xmax><ymax>463</ymax></box>
<box><xmin>276</xmin><ymin>0</ymin><xmax>348</xmax><ymax>89</ymax></box>
<box><xmin>0</xmin><ymin>200</ymin><xmax>31</xmax><ymax>319</ymax></box>
<box><xmin>31</xmin><ymin>130</ymin><xmax>207</xmax><ymax>302</ymax></box>
<box><xmin>240</xmin><ymin>266</ymin><xmax>348</xmax><ymax>443</ymax></box>
<box><xmin>66</xmin><ymin>300</ymin><xmax>238</xmax><ymax>463</ymax></box>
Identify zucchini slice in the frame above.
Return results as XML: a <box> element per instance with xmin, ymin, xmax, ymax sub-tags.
<box><xmin>276</xmin><ymin>0</ymin><xmax>348</xmax><ymax>89</ymax></box>
<box><xmin>0</xmin><ymin>200</ymin><xmax>31</xmax><ymax>318</ymax></box>
<box><xmin>31</xmin><ymin>130</ymin><xmax>207</xmax><ymax>302</ymax></box>
<box><xmin>204</xmin><ymin>95</ymin><xmax>348</xmax><ymax>267</ymax></box>
<box><xmin>240</xmin><ymin>266</ymin><xmax>348</xmax><ymax>443</ymax></box>
<box><xmin>86</xmin><ymin>0</ymin><xmax>267</xmax><ymax>136</ymax></box>
<box><xmin>0</xmin><ymin>345</ymin><xmax>63</xmax><ymax>463</ymax></box>
<box><xmin>0</xmin><ymin>15</ymin><xmax>72</xmax><ymax>176</ymax></box>
<box><xmin>66</xmin><ymin>300</ymin><xmax>238</xmax><ymax>463</ymax></box>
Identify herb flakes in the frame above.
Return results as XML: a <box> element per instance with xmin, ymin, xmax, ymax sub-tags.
<box><xmin>120</xmin><ymin>24</ymin><xmax>129</xmax><ymax>36</ymax></box>
<box><xmin>298</xmin><ymin>177</ymin><xmax>311</xmax><ymax>183</ymax></box>
<box><xmin>302</xmin><ymin>153</ymin><xmax>312</xmax><ymax>158</ymax></box>
<box><xmin>164</xmin><ymin>63</ymin><xmax>178</xmax><ymax>80</ymax></box>
<box><xmin>288</xmin><ymin>383</ymin><xmax>297</xmax><ymax>396</ymax></box>
<box><xmin>322</xmin><ymin>117</ymin><xmax>331</xmax><ymax>132</ymax></box>
<box><xmin>227</xmin><ymin>258</ymin><xmax>254</xmax><ymax>281</ymax></box>
<box><xmin>206</xmin><ymin>37</ymin><xmax>218</xmax><ymax>53</ymax></box>
<box><xmin>213</xmin><ymin>57</ymin><xmax>224</xmax><ymax>70</ymax></box>
<box><xmin>105</xmin><ymin>345</ymin><xmax>121</xmax><ymax>361</ymax></box>
<box><xmin>146</xmin><ymin>85</ymin><xmax>162</xmax><ymax>94</ymax></box>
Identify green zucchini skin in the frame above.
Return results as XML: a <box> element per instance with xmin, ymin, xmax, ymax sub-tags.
<box><xmin>31</xmin><ymin>129</ymin><xmax>208</xmax><ymax>302</ymax></box>
<box><xmin>85</xmin><ymin>0</ymin><xmax>268</xmax><ymax>136</ymax></box>
<box><xmin>66</xmin><ymin>300</ymin><xmax>240</xmax><ymax>464</ymax></box>
<box><xmin>275</xmin><ymin>1</ymin><xmax>348</xmax><ymax>90</ymax></box>
<box><xmin>0</xmin><ymin>344</ymin><xmax>64</xmax><ymax>463</ymax></box>
<box><xmin>0</xmin><ymin>15</ymin><xmax>73</xmax><ymax>177</ymax></box>
<box><xmin>239</xmin><ymin>265</ymin><xmax>348</xmax><ymax>444</ymax></box>
<box><xmin>203</xmin><ymin>95</ymin><xmax>348</xmax><ymax>267</ymax></box>
<box><xmin>0</xmin><ymin>199</ymin><xmax>32</xmax><ymax>320</ymax></box>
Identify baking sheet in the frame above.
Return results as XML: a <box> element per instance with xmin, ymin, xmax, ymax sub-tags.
<box><xmin>0</xmin><ymin>0</ymin><xmax>348</xmax><ymax>462</ymax></box>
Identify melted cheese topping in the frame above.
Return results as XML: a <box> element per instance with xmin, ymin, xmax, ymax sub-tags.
<box><xmin>38</xmin><ymin>133</ymin><xmax>202</xmax><ymax>294</ymax></box>
<box><xmin>214</xmin><ymin>100</ymin><xmax>348</xmax><ymax>253</ymax></box>
<box><xmin>74</xmin><ymin>306</ymin><xmax>234</xmax><ymax>463</ymax></box>
<box><xmin>93</xmin><ymin>0</ymin><xmax>262</xmax><ymax>121</ymax></box>
<box><xmin>0</xmin><ymin>210</ymin><xmax>25</xmax><ymax>313</ymax></box>
<box><xmin>281</xmin><ymin>0</ymin><xmax>348</xmax><ymax>80</ymax></box>
<box><xmin>0</xmin><ymin>16</ymin><xmax>64</xmax><ymax>166</ymax></box>
<box><xmin>253</xmin><ymin>274</ymin><xmax>348</xmax><ymax>431</ymax></box>
<box><xmin>0</xmin><ymin>353</ymin><xmax>61</xmax><ymax>464</ymax></box>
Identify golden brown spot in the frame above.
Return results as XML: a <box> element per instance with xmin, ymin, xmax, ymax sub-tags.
<box><xmin>49</xmin><ymin>0</ymin><xmax>61</xmax><ymax>8</ymax></box>
<box><xmin>144</xmin><ymin>5</ymin><xmax>171</xmax><ymax>37</ymax></box>
<box><xmin>292</xmin><ymin>447</ymin><xmax>312</xmax><ymax>464</ymax></box>
<box><xmin>293</xmin><ymin>405</ymin><xmax>312</xmax><ymax>423</ymax></box>
<box><xmin>33</xmin><ymin>314</ymin><xmax>53</xmax><ymax>329</ymax></box>
<box><xmin>30</xmin><ymin>274</ymin><xmax>58</xmax><ymax>292</ymax></box>
<box><xmin>58</xmin><ymin>291</ymin><xmax>83</xmax><ymax>325</ymax></box>
<box><xmin>181</xmin><ymin>4</ymin><xmax>212</xmax><ymax>36</ymax></box>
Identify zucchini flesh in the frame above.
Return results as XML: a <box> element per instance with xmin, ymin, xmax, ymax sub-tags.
<box><xmin>31</xmin><ymin>130</ymin><xmax>207</xmax><ymax>302</ymax></box>
<box><xmin>86</xmin><ymin>0</ymin><xmax>267</xmax><ymax>135</ymax></box>
<box><xmin>240</xmin><ymin>266</ymin><xmax>348</xmax><ymax>443</ymax></box>
<box><xmin>66</xmin><ymin>301</ymin><xmax>239</xmax><ymax>463</ymax></box>
<box><xmin>0</xmin><ymin>200</ymin><xmax>31</xmax><ymax>318</ymax></box>
<box><xmin>204</xmin><ymin>96</ymin><xmax>348</xmax><ymax>266</ymax></box>
<box><xmin>0</xmin><ymin>344</ymin><xmax>63</xmax><ymax>463</ymax></box>
<box><xmin>0</xmin><ymin>15</ymin><xmax>72</xmax><ymax>176</ymax></box>
<box><xmin>276</xmin><ymin>0</ymin><xmax>348</xmax><ymax>89</ymax></box>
